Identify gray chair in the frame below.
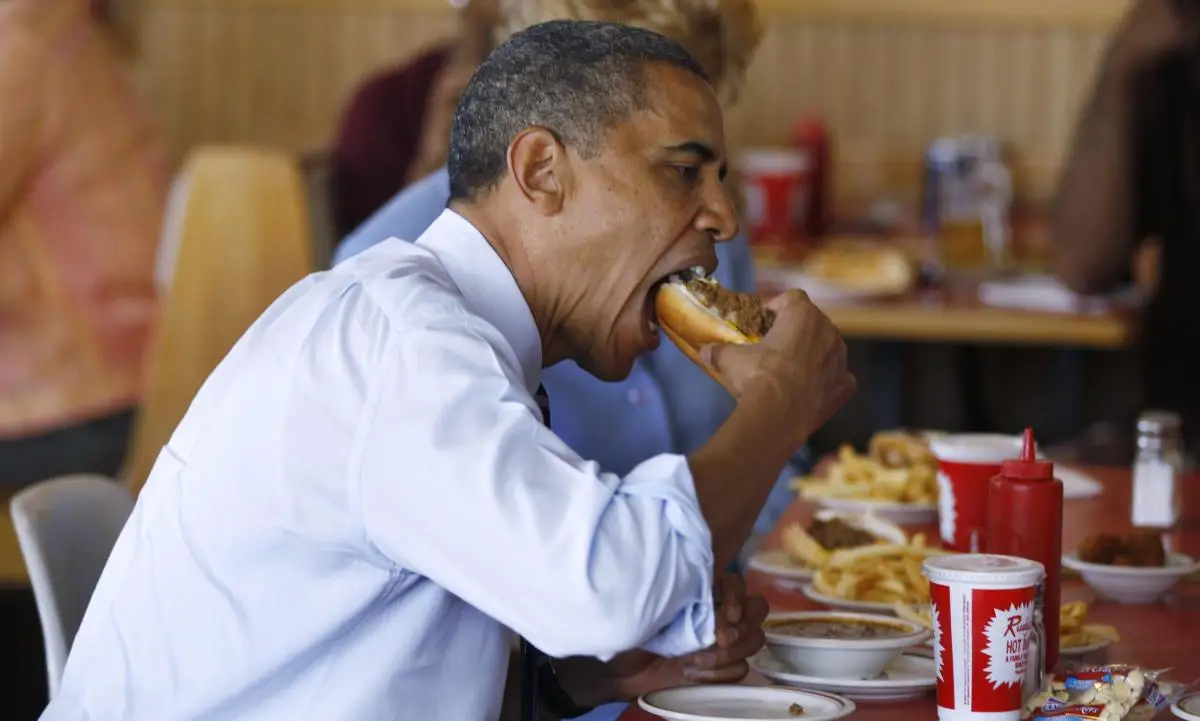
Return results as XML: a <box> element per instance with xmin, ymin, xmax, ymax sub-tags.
<box><xmin>10</xmin><ymin>475</ymin><xmax>134</xmax><ymax>698</ymax></box>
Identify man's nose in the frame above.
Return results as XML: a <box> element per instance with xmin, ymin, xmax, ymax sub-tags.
<box><xmin>696</xmin><ymin>183</ymin><xmax>739</xmax><ymax>243</ymax></box>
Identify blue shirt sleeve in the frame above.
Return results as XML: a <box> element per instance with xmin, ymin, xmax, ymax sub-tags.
<box><xmin>332</xmin><ymin>167</ymin><xmax>453</xmax><ymax>266</ymax></box>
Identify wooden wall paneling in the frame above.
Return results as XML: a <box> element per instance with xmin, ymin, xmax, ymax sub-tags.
<box><xmin>132</xmin><ymin>1</ymin><xmax>1125</xmax><ymax>205</ymax></box>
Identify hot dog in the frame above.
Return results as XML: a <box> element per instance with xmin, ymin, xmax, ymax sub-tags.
<box><xmin>654</xmin><ymin>268</ymin><xmax>775</xmax><ymax>382</ymax></box>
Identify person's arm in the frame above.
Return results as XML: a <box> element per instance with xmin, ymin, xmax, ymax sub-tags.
<box><xmin>0</xmin><ymin>31</ymin><xmax>41</xmax><ymax>220</ymax></box>
<box><xmin>1051</xmin><ymin>57</ymin><xmax>1143</xmax><ymax>294</ymax></box>
<box><xmin>357</xmin><ymin>312</ymin><xmax>717</xmax><ymax>661</ymax></box>
<box><xmin>331</xmin><ymin>66</ymin><xmax>430</xmax><ymax>238</ymax></box>
<box><xmin>1051</xmin><ymin>0</ymin><xmax>1199</xmax><ymax>293</ymax></box>
<box><xmin>356</xmin><ymin>300</ymin><xmax>811</xmax><ymax>661</ymax></box>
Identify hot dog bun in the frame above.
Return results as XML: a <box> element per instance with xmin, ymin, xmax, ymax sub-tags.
<box><xmin>655</xmin><ymin>277</ymin><xmax>767</xmax><ymax>385</ymax></box>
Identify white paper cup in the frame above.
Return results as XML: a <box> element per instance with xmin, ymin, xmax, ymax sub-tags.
<box><xmin>923</xmin><ymin>554</ymin><xmax>1044</xmax><ymax>721</ymax></box>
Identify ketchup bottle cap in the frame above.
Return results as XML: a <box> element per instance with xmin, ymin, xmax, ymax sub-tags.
<box><xmin>1000</xmin><ymin>427</ymin><xmax>1054</xmax><ymax>480</ymax></box>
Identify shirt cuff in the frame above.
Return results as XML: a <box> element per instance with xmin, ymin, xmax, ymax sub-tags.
<box><xmin>616</xmin><ymin>454</ymin><xmax>716</xmax><ymax>657</ymax></box>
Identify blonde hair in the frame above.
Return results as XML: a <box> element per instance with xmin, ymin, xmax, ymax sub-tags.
<box><xmin>497</xmin><ymin>0</ymin><xmax>763</xmax><ymax>104</ymax></box>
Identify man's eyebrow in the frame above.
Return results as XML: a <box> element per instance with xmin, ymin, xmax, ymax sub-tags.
<box><xmin>667</xmin><ymin>141</ymin><xmax>717</xmax><ymax>161</ymax></box>
<box><xmin>666</xmin><ymin>141</ymin><xmax>728</xmax><ymax>179</ymax></box>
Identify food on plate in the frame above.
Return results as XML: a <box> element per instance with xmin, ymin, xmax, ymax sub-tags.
<box><xmin>807</xmin><ymin>517</ymin><xmax>879</xmax><ymax>550</ymax></box>
<box><xmin>654</xmin><ymin>268</ymin><xmax>774</xmax><ymax>380</ymax></box>
<box><xmin>1060</xmin><ymin>601</ymin><xmax>1121</xmax><ymax>649</ymax></box>
<box><xmin>765</xmin><ymin>615</ymin><xmax>913</xmax><ymax>640</ymax></box>
<box><xmin>810</xmin><ymin>535</ymin><xmax>943</xmax><ymax>606</ymax></box>
<box><xmin>780</xmin><ymin>514</ymin><xmax>906</xmax><ymax>568</ymax></box>
<box><xmin>895</xmin><ymin>600</ymin><xmax>1120</xmax><ymax>650</ymax></box>
<box><xmin>1077</xmin><ymin>531</ymin><xmax>1167</xmax><ymax>567</ymax></box>
<box><xmin>788</xmin><ymin>703</ymin><xmax>805</xmax><ymax>716</ymax></box>
<box><xmin>800</xmin><ymin>241</ymin><xmax>915</xmax><ymax>294</ymax></box>
<box><xmin>792</xmin><ymin>440</ymin><xmax>938</xmax><ymax>506</ymax></box>
<box><xmin>868</xmin><ymin>430</ymin><xmax>940</xmax><ymax>469</ymax></box>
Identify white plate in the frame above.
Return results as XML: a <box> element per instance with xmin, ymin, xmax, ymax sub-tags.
<box><xmin>801</xmin><ymin>584</ymin><xmax>902</xmax><ymax>614</ymax></box>
<box><xmin>804</xmin><ymin>496</ymin><xmax>938</xmax><ymax>526</ymax></box>
<box><xmin>1173</xmin><ymin>693</ymin><xmax>1200</xmax><ymax>721</ymax></box>
<box><xmin>751</xmin><ymin>650</ymin><xmax>936</xmax><ymax>702</ymax></box>
<box><xmin>638</xmin><ymin>685</ymin><xmax>856</xmax><ymax>720</ymax></box>
<box><xmin>1057</xmin><ymin>466</ymin><xmax>1104</xmax><ymax>500</ymax></box>
<box><xmin>748</xmin><ymin>549</ymin><xmax>816</xmax><ymax>582</ymax></box>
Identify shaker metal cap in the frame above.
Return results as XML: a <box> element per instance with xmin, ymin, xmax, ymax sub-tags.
<box><xmin>1137</xmin><ymin>410</ymin><xmax>1182</xmax><ymax>436</ymax></box>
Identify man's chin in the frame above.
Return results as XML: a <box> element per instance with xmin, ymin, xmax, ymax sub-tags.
<box><xmin>577</xmin><ymin>353</ymin><xmax>637</xmax><ymax>383</ymax></box>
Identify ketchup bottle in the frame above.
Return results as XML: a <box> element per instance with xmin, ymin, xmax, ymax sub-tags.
<box><xmin>791</xmin><ymin>116</ymin><xmax>830</xmax><ymax>239</ymax></box>
<box><xmin>985</xmin><ymin>428</ymin><xmax>1064</xmax><ymax>671</ymax></box>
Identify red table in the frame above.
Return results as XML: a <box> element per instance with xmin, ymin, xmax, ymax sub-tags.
<box><xmin>619</xmin><ymin>467</ymin><xmax>1200</xmax><ymax>720</ymax></box>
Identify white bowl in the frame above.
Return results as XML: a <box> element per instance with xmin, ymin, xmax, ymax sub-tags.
<box><xmin>763</xmin><ymin>611</ymin><xmax>931</xmax><ymax>680</ymax></box>
<box><xmin>1062</xmin><ymin>552</ymin><xmax>1200</xmax><ymax>605</ymax></box>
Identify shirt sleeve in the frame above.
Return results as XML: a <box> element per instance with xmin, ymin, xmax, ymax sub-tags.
<box><xmin>351</xmin><ymin>310</ymin><xmax>716</xmax><ymax>661</ymax></box>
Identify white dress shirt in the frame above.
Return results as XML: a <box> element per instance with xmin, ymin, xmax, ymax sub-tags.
<box><xmin>44</xmin><ymin>210</ymin><xmax>715</xmax><ymax>721</ymax></box>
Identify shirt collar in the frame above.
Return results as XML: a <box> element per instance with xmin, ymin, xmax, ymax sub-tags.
<box><xmin>417</xmin><ymin>209</ymin><xmax>543</xmax><ymax>394</ymax></box>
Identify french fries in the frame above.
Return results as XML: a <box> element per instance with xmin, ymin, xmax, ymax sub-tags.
<box><xmin>810</xmin><ymin>534</ymin><xmax>943</xmax><ymax>606</ymax></box>
<box><xmin>791</xmin><ymin>439</ymin><xmax>939</xmax><ymax>506</ymax></box>
<box><xmin>893</xmin><ymin>600</ymin><xmax>1121</xmax><ymax>650</ymax></box>
<box><xmin>1059</xmin><ymin>601</ymin><xmax>1120</xmax><ymax>648</ymax></box>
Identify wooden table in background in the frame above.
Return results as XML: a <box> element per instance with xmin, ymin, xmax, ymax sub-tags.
<box><xmin>619</xmin><ymin>467</ymin><xmax>1200</xmax><ymax>721</ymax></box>
<box><xmin>817</xmin><ymin>287</ymin><xmax>1133</xmax><ymax>349</ymax></box>
<box><xmin>760</xmin><ymin>278</ymin><xmax>1137</xmax><ymax>434</ymax></box>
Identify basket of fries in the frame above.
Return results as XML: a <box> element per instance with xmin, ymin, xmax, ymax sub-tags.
<box><xmin>792</xmin><ymin>432</ymin><xmax>940</xmax><ymax>525</ymax></box>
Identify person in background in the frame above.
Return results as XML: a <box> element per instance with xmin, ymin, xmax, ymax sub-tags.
<box><xmin>0</xmin><ymin>0</ymin><xmax>168</xmax><ymax>487</ymax></box>
<box><xmin>1052</xmin><ymin>0</ymin><xmax>1200</xmax><ymax>460</ymax></box>
<box><xmin>330</xmin><ymin>0</ymin><xmax>499</xmax><ymax>237</ymax></box>
<box><xmin>334</xmin><ymin>0</ymin><xmax>806</xmax><ymax>563</ymax></box>
<box><xmin>45</xmin><ymin>21</ymin><xmax>854</xmax><ymax>720</ymax></box>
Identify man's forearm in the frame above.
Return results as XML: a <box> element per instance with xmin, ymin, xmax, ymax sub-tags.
<box><xmin>1052</xmin><ymin>58</ymin><xmax>1140</xmax><ymax>293</ymax></box>
<box><xmin>690</xmin><ymin>383</ymin><xmax>803</xmax><ymax>572</ymax></box>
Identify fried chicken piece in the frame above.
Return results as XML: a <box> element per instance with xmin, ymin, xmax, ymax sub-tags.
<box><xmin>1124</xmin><ymin>529</ymin><xmax>1167</xmax><ymax>567</ymax></box>
<box><xmin>1077</xmin><ymin>534</ymin><xmax>1124</xmax><ymax>565</ymax></box>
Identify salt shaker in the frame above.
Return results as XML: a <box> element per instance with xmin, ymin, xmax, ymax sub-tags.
<box><xmin>1130</xmin><ymin>410</ymin><xmax>1184</xmax><ymax>529</ymax></box>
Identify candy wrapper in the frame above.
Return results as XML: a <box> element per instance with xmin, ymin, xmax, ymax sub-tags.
<box><xmin>1023</xmin><ymin>664</ymin><xmax>1186</xmax><ymax>721</ymax></box>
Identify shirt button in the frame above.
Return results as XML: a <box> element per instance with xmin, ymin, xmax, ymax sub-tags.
<box><xmin>627</xmin><ymin>389</ymin><xmax>643</xmax><ymax>405</ymax></box>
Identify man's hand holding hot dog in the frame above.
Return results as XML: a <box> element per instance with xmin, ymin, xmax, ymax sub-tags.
<box><xmin>684</xmin><ymin>289</ymin><xmax>856</xmax><ymax>571</ymax></box>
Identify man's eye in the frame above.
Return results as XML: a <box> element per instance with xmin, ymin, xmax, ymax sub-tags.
<box><xmin>673</xmin><ymin>165</ymin><xmax>701</xmax><ymax>183</ymax></box>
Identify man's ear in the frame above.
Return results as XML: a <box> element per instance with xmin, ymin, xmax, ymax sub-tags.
<box><xmin>507</xmin><ymin>127</ymin><xmax>569</xmax><ymax>215</ymax></box>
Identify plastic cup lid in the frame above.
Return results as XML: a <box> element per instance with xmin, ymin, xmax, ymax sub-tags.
<box><xmin>930</xmin><ymin>434</ymin><xmax>1023</xmax><ymax>463</ymax></box>
<box><xmin>739</xmin><ymin>148</ymin><xmax>810</xmax><ymax>174</ymax></box>
<box><xmin>923</xmin><ymin>554</ymin><xmax>1044</xmax><ymax>586</ymax></box>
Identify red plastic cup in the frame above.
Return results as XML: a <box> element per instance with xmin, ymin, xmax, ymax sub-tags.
<box><xmin>739</xmin><ymin>148</ymin><xmax>810</xmax><ymax>245</ymax></box>
<box><xmin>924</xmin><ymin>554</ymin><xmax>1045</xmax><ymax>721</ymax></box>
<box><xmin>930</xmin><ymin>434</ymin><xmax>1023</xmax><ymax>552</ymax></box>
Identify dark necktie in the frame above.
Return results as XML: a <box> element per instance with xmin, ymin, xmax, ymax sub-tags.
<box><xmin>521</xmin><ymin>385</ymin><xmax>552</xmax><ymax>721</ymax></box>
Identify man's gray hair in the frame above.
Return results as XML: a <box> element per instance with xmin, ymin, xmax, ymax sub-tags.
<box><xmin>447</xmin><ymin>19</ymin><xmax>710</xmax><ymax>202</ymax></box>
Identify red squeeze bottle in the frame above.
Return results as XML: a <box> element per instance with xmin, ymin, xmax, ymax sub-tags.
<box><xmin>792</xmin><ymin>116</ymin><xmax>830</xmax><ymax>239</ymax></box>
<box><xmin>985</xmin><ymin>427</ymin><xmax>1064</xmax><ymax>671</ymax></box>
